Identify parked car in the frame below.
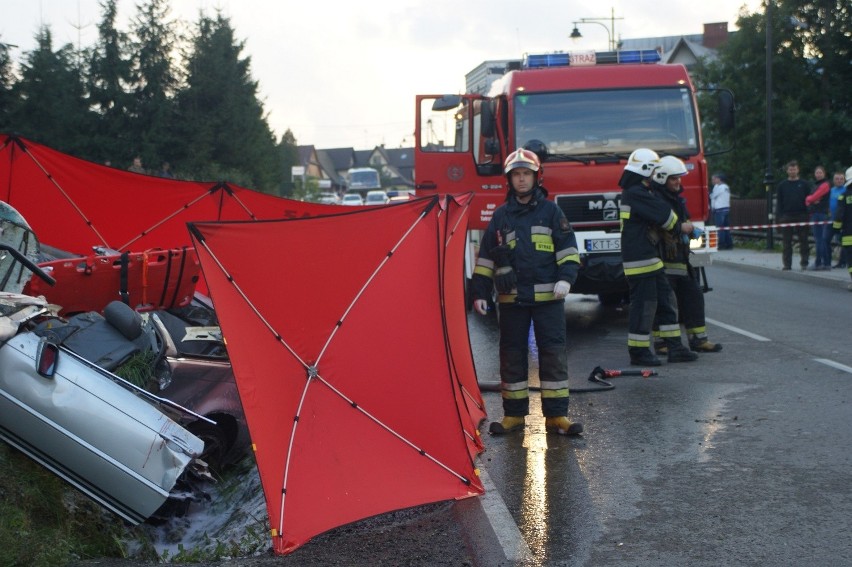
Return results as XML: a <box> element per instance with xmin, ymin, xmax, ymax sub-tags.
<box><xmin>318</xmin><ymin>192</ymin><xmax>340</xmax><ymax>205</ymax></box>
<box><xmin>341</xmin><ymin>193</ymin><xmax>364</xmax><ymax>206</ymax></box>
<box><xmin>0</xmin><ymin>254</ymin><xmax>207</xmax><ymax>525</ymax></box>
<box><xmin>364</xmin><ymin>190</ymin><xmax>390</xmax><ymax>205</ymax></box>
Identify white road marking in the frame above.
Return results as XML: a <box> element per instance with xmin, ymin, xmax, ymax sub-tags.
<box><xmin>477</xmin><ymin>466</ymin><xmax>533</xmax><ymax>563</ymax></box>
<box><xmin>706</xmin><ymin>318</ymin><xmax>771</xmax><ymax>342</ymax></box>
<box><xmin>814</xmin><ymin>359</ymin><xmax>852</xmax><ymax>374</ymax></box>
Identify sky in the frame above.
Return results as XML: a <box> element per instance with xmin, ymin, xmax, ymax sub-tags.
<box><xmin>1</xmin><ymin>0</ymin><xmax>763</xmax><ymax>151</ymax></box>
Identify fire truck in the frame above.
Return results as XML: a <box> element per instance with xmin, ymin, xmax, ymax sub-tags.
<box><xmin>413</xmin><ymin>49</ymin><xmax>733</xmax><ymax>305</ymax></box>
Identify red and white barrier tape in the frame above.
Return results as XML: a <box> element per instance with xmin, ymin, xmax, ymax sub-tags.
<box><xmin>715</xmin><ymin>220</ymin><xmax>834</xmax><ymax>231</ymax></box>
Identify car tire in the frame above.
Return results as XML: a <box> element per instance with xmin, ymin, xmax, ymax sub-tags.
<box><xmin>187</xmin><ymin>421</ymin><xmax>232</xmax><ymax>472</ymax></box>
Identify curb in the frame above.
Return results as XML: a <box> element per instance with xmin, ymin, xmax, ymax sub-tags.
<box><xmin>713</xmin><ymin>257</ymin><xmax>851</xmax><ymax>291</ymax></box>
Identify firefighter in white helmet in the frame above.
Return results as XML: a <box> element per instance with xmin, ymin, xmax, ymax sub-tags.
<box><xmin>831</xmin><ymin>165</ymin><xmax>852</xmax><ymax>291</ymax></box>
<box><xmin>472</xmin><ymin>148</ymin><xmax>584</xmax><ymax>436</ymax></box>
<box><xmin>650</xmin><ymin>155</ymin><xmax>722</xmax><ymax>353</ymax></box>
<box><xmin>619</xmin><ymin>149</ymin><xmax>697</xmax><ymax>366</ymax></box>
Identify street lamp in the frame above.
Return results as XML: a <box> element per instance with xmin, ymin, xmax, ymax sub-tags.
<box><xmin>569</xmin><ymin>8</ymin><xmax>623</xmax><ymax>52</ymax></box>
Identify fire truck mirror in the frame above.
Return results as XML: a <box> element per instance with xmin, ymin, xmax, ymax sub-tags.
<box><xmin>717</xmin><ymin>90</ymin><xmax>735</xmax><ymax>134</ymax></box>
<box><xmin>431</xmin><ymin>95</ymin><xmax>461</xmax><ymax>111</ymax></box>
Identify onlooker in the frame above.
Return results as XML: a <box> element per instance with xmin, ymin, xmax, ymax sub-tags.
<box><xmin>158</xmin><ymin>162</ymin><xmax>174</xmax><ymax>178</ymax></box>
<box><xmin>805</xmin><ymin>165</ymin><xmax>832</xmax><ymax>270</ymax></box>
<box><xmin>472</xmin><ymin>148</ymin><xmax>584</xmax><ymax>436</ymax></box>
<box><xmin>829</xmin><ymin>170</ymin><xmax>847</xmax><ymax>268</ymax></box>
<box><xmin>128</xmin><ymin>156</ymin><xmax>146</xmax><ymax>174</ymax></box>
<box><xmin>710</xmin><ymin>173</ymin><xmax>733</xmax><ymax>250</ymax></box>
<box><xmin>652</xmin><ymin>156</ymin><xmax>722</xmax><ymax>353</ymax></box>
<box><xmin>618</xmin><ymin>148</ymin><xmax>697</xmax><ymax>367</ymax></box>
<box><xmin>831</xmin><ymin>166</ymin><xmax>852</xmax><ymax>291</ymax></box>
<box><xmin>775</xmin><ymin>160</ymin><xmax>811</xmax><ymax>270</ymax></box>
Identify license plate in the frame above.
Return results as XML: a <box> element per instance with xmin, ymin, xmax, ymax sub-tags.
<box><xmin>585</xmin><ymin>238</ymin><xmax>621</xmax><ymax>252</ymax></box>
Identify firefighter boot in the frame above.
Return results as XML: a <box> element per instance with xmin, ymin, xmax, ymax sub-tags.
<box><xmin>629</xmin><ymin>348</ymin><xmax>662</xmax><ymax>367</ymax></box>
<box><xmin>654</xmin><ymin>340</ymin><xmax>668</xmax><ymax>356</ymax></box>
<box><xmin>667</xmin><ymin>343</ymin><xmax>699</xmax><ymax>362</ymax></box>
<box><xmin>545</xmin><ymin>417</ymin><xmax>583</xmax><ymax>436</ymax></box>
<box><xmin>690</xmin><ymin>338</ymin><xmax>723</xmax><ymax>352</ymax></box>
<box><xmin>489</xmin><ymin>416</ymin><xmax>526</xmax><ymax>435</ymax></box>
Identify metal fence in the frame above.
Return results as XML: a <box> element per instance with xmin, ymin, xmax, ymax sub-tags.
<box><xmin>729</xmin><ymin>198</ymin><xmax>767</xmax><ymax>228</ymax></box>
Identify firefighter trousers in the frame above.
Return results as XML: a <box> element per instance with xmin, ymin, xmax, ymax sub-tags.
<box><xmin>627</xmin><ymin>270</ymin><xmax>680</xmax><ymax>352</ymax></box>
<box><xmin>498</xmin><ymin>301</ymin><xmax>570</xmax><ymax>418</ymax></box>
<box><xmin>668</xmin><ymin>272</ymin><xmax>707</xmax><ymax>342</ymax></box>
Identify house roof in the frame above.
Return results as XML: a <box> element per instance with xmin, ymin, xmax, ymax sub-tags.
<box><xmin>321</xmin><ymin>147</ymin><xmax>357</xmax><ymax>171</ymax></box>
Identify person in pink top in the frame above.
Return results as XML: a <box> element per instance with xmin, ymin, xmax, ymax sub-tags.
<box><xmin>806</xmin><ymin>165</ymin><xmax>832</xmax><ymax>270</ymax></box>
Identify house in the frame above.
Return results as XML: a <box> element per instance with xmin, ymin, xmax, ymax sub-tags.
<box><xmin>620</xmin><ymin>22</ymin><xmax>730</xmax><ymax>69</ymax></box>
<box><xmin>298</xmin><ymin>144</ymin><xmax>415</xmax><ymax>194</ymax></box>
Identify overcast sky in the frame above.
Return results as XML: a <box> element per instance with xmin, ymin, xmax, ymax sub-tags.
<box><xmin>2</xmin><ymin>0</ymin><xmax>762</xmax><ymax>151</ymax></box>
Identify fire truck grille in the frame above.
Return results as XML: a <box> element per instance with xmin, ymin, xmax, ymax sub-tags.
<box><xmin>555</xmin><ymin>193</ymin><xmax>622</xmax><ymax>229</ymax></box>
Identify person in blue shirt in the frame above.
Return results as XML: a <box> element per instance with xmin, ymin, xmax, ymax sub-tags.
<box><xmin>829</xmin><ymin>170</ymin><xmax>847</xmax><ymax>268</ymax></box>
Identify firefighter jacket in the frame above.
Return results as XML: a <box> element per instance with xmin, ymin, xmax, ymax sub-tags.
<box><xmin>619</xmin><ymin>180</ymin><xmax>681</xmax><ymax>278</ymax></box>
<box><xmin>653</xmin><ymin>183</ymin><xmax>692</xmax><ymax>278</ymax></box>
<box><xmin>472</xmin><ymin>186</ymin><xmax>580</xmax><ymax>306</ymax></box>
<box><xmin>832</xmin><ymin>190</ymin><xmax>852</xmax><ymax>247</ymax></box>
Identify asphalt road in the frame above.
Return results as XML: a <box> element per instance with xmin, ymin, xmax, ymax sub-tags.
<box><xmin>467</xmin><ymin>263</ymin><xmax>852</xmax><ymax>566</ymax></box>
<box><xmin>72</xmin><ymin>263</ymin><xmax>852</xmax><ymax>567</ymax></box>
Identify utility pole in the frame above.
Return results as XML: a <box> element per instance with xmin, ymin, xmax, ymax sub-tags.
<box><xmin>764</xmin><ymin>0</ymin><xmax>774</xmax><ymax>249</ymax></box>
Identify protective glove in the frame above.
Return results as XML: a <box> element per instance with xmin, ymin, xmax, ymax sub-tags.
<box><xmin>690</xmin><ymin>227</ymin><xmax>705</xmax><ymax>240</ymax></box>
<box><xmin>490</xmin><ymin>245</ymin><xmax>516</xmax><ymax>294</ymax></box>
<box><xmin>554</xmin><ymin>280</ymin><xmax>571</xmax><ymax>299</ymax></box>
<box><xmin>490</xmin><ymin>245</ymin><xmax>513</xmax><ymax>268</ymax></box>
<box><xmin>473</xmin><ymin>299</ymin><xmax>489</xmax><ymax>315</ymax></box>
<box><xmin>681</xmin><ymin>233</ymin><xmax>691</xmax><ymax>245</ymax></box>
<box><xmin>494</xmin><ymin>266</ymin><xmax>517</xmax><ymax>294</ymax></box>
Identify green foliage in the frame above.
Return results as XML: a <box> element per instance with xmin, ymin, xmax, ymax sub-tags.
<box><xmin>695</xmin><ymin>0</ymin><xmax>851</xmax><ymax>197</ymax></box>
<box><xmin>278</xmin><ymin>128</ymin><xmax>300</xmax><ymax>197</ymax></box>
<box><xmin>3</xmin><ymin>2</ymin><xmax>286</xmax><ymax>192</ymax></box>
<box><xmin>0</xmin><ymin>444</ymin><xmax>137</xmax><ymax>566</ymax></box>
<box><xmin>174</xmin><ymin>12</ymin><xmax>282</xmax><ymax>194</ymax></box>
<box><xmin>113</xmin><ymin>349</ymin><xmax>157</xmax><ymax>390</ymax></box>
<box><xmin>8</xmin><ymin>27</ymin><xmax>93</xmax><ymax>156</ymax></box>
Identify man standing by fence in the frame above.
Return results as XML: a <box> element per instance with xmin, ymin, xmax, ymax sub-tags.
<box><xmin>775</xmin><ymin>160</ymin><xmax>811</xmax><ymax>271</ymax></box>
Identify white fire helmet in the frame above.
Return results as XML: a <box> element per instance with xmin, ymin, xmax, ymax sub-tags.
<box><xmin>653</xmin><ymin>155</ymin><xmax>688</xmax><ymax>184</ymax></box>
<box><xmin>624</xmin><ymin>148</ymin><xmax>661</xmax><ymax>177</ymax></box>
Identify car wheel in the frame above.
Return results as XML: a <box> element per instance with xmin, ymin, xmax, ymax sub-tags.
<box><xmin>187</xmin><ymin>421</ymin><xmax>231</xmax><ymax>472</ymax></box>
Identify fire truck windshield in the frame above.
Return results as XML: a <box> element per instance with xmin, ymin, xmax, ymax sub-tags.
<box><xmin>513</xmin><ymin>87</ymin><xmax>698</xmax><ymax>158</ymax></box>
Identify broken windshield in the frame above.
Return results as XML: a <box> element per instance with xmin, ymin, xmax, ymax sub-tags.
<box><xmin>513</xmin><ymin>88</ymin><xmax>699</xmax><ymax>159</ymax></box>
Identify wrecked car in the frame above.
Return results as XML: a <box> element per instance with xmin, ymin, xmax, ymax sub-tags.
<box><xmin>0</xmin><ymin>269</ymin><xmax>206</xmax><ymax>525</ymax></box>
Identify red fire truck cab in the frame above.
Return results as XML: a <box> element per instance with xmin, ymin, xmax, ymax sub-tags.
<box><xmin>414</xmin><ymin>49</ymin><xmax>731</xmax><ymax>305</ymax></box>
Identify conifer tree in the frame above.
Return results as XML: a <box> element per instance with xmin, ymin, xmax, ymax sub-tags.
<box><xmin>175</xmin><ymin>12</ymin><xmax>281</xmax><ymax>192</ymax></box>
<box><xmin>9</xmin><ymin>27</ymin><xmax>91</xmax><ymax>155</ymax></box>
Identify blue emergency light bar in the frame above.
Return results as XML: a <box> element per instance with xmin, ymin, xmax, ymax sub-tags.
<box><xmin>524</xmin><ymin>49</ymin><xmax>661</xmax><ymax>69</ymax></box>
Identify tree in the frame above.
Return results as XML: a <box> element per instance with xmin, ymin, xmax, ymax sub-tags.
<box><xmin>696</xmin><ymin>0</ymin><xmax>851</xmax><ymax>197</ymax></box>
<box><xmin>87</xmin><ymin>0</ymin><xmax>134</xmax><ymax>165</ymax></box>
<box><xmin>277</xmin><ymin>129</ymin><xmax>300</xmax><ymax>197</ymax></box>
<box><xmin>0</xmin><ymin>41</ymin><xmax>15</xmax><ymax>131</ymax></box>
<box><xmin>175</xmin><ymin>12</ymin><xmax>281</xmax><ymax>192</ymax></box>
<box><xmin>128</xmin><ymin>0</ymin><xmax>180</xmax><ymax>171</ymax></box>
<box><xmin>9</xmin><ymin>27</ymin><xmax>92</xmax><ymax>155</ymax></box>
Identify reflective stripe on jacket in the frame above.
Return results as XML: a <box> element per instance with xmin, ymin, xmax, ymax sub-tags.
<box><xmin>473</xmin><ymin>187</ymin><xmax>580</xmax><ymax>305</ymax></box>
<box><xmin>620</xmin><ymin>181</ymin><xmax>679</xmax><ymax>278</ymax></box>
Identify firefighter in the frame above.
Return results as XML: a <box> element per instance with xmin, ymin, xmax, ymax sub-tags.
<box><xmin>650</xmin><ymin>156</ymin><xmax>722</xmax><ymax>353</ymax></box>
<box><xmin>831</xmin><ymin>165</ymin><xmax>852</xmax><ymax>292</ymax></box>
<box><xmin>619</xmin><ymin>148</ymin><xmax>697</xmax><ymax>366</ymax></box>
<box><xmin>472</xmin><ymin>148</ymin><xmax>584</xmax><ymax>436</ymax></box>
